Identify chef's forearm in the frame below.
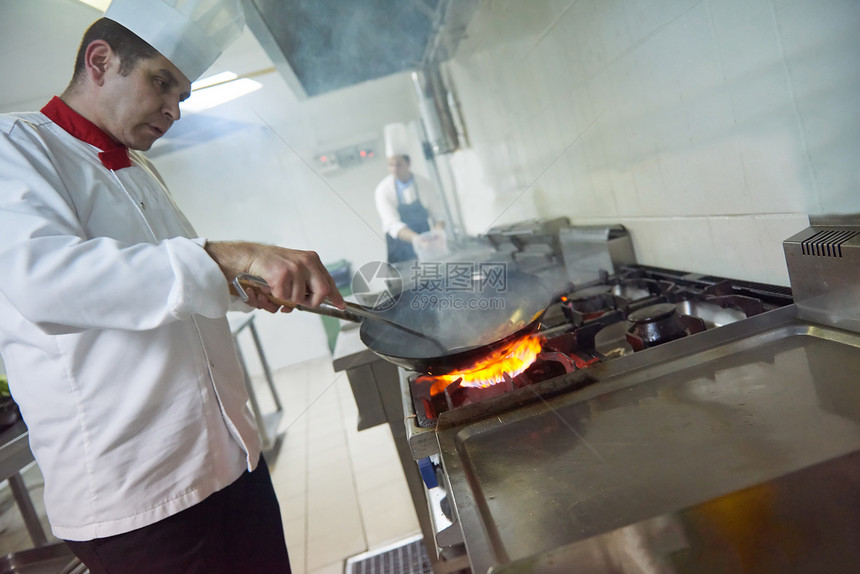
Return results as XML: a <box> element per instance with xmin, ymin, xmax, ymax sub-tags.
<box><xmin>0</xmin><ymin>235</ymin><xmax>229</xmax><ymax>332</ymax></box>
<box><xmin>203</xmin><ymin>240</ymin><xmax>259</xmax><ymax>282</ymax></box>
<box><xmin>203</xmin><ymin>240</ymin><xmax>344</xmax><ymax>309</ymax></box>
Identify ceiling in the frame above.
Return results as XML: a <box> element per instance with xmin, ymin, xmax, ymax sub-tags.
<box><xmin>243</xmin><ymin>0</ymin><xmax>477</xmax><ymax>98</ymax></box>
<box><xmin>1</xmin><ymin>0</ymin><xmax>476</xmax><ymax>112</ymax></box>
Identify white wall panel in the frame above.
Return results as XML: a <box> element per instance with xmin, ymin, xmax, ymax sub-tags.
<box><xmin>445</xmin><ymin>0</ymin><xmax>859</xmax><ymax>284</ymax></box>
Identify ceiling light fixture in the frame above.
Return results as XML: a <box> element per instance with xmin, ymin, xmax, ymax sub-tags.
<box><xmin>181</xmin><ymin>76</ymin><xmax>263</xmax><ymax>114</ymax></box>
<box><xmin>76</xmin><ymin>0</ymin><xmax>111</xmax><ymax>11</ymax></box>
<box><xmin>181</xmin><ymin>69</ymin><xmax>273</xmax><ymax>114</ymax></box>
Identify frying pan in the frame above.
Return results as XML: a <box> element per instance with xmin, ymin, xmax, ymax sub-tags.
<box><xmin>235</xmin><ymin>269</ymin><xmax>552</xmax><ymax>376</ymax></box>
<box><xmin>356</xmin><ymin>268</ymin><xmax>551</xmax><ymax>375</ymax></box>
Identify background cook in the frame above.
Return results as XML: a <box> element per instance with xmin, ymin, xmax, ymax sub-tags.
<box><xmin>374</xmin><ymin>122</ymin><xmax>446</xmax><ymax>263</ymax></box>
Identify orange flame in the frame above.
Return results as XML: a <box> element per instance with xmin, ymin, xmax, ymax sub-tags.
<box><xmin>430</xmin><ymin>334</ymin><xmax>544</xmax><ymax>394</ymax></box>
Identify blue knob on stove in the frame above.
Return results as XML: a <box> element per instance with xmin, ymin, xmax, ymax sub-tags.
<box><xmin>418</xmin><ymin>457</ymin><xmax>439</xmax><ymax>489</ymax></box>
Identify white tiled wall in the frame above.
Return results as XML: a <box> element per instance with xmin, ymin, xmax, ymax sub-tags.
<box><xmin>445</xmin><ymin>0</ymin><xmax>860</xmax><ymax>285</ymax></box>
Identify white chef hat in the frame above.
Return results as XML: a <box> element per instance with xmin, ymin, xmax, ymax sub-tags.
<box><xmin>104</xmin><ymin>0</ymin><xmax>245</xmax><ymax>82</ymax></box>
<box><xmin>384</xmin><ymin>122</ymin><xmax>412</xmax><ymax>158</ymax></box>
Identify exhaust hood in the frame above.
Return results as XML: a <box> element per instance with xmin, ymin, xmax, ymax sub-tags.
<box><xmin>242</xmin><ymin>0</ymin><xmax>477</xmax><ymax>99</ymax></box>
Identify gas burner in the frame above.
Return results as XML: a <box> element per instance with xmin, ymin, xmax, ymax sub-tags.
<box><xmin>610</xmin><ymin>277</ymin><xmax>675</xmax><ymax>301</ymax></box>
<box><xmin>439</xmin><ymin>371</ymin><xmax>520</xmax><ymax>411</ymax></box>
<box><xmin>405</xmin><ymin>264</ymin><xmax>794</xmax><ymax>426</ymax></box>
<box><xmin>564</xmin><ymin>285</ymin><xmax>617</xmax><ymax>322</ymax></box>
<box><xmin>412</xmin><ymin>332</ymin><xmax>599</xmax><ymax>426</ymax></box>
<box><xmin>626</xmin><ymin>303</ymin><xmax>706</xmax><ymax>351</ymax></box>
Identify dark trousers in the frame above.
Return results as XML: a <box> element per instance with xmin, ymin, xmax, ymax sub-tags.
<box><xmin>65</xmin><ymin>457</ymin><xmax>291</xmax><ymax>574</ymax></box>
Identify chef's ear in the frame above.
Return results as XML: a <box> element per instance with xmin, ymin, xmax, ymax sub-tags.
<box><xmin>84</xmin><ymin>40</ymin><xmax>115</xmax><ymax>86</ymax></box>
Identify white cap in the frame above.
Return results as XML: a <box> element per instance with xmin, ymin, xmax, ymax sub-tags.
<box><xmin>104</xmin><ymin>0</ymin><xmax>245</xmax><ymax>81</ymax></box>
<box><xmin>384</xmin><ymin>122</ymin><xmax>412</xmax><ymax>158</ymax></box>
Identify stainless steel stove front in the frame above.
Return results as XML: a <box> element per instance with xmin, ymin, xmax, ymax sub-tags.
<box><xmin>435</xmin><ymin>304</ymin><xmax>860</xmax><ymax>573</ymax></box>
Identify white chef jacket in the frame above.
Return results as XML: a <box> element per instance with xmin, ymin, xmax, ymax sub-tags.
<box><xmin>374</xmin><ymin>173</ymin><xmax>441</xmax><ymax>239</ymax></box>
<box><xmin>0</xmin><ymin>109</ymin><xmax>260</xmax><ymax>540</ymax></box>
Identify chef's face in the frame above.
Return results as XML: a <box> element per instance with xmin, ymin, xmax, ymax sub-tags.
<box><xmin>98</xmin><ymin>52</ymin><xmax>191</xmax><ymax>151</ymax></box>
<box><xmin>388</xmin><ymin>155</ymin><xmax>412</xmax><ymax>183</ymax></box>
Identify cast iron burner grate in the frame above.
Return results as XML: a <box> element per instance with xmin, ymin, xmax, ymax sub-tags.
<box><xmin>345</xmin><ymin>535</ymin><xmax>433</xmax><ymax>574</ymax></box>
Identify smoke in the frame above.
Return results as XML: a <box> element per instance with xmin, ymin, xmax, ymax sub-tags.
<box><xmin>252</xmin><ymin>0</ymin><xmax>437</xmax><ymax>97</ymax></box>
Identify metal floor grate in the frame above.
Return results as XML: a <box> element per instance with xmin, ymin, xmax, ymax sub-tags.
<box><xmin>345</xmin><ymin>535</ymin><xmax>433</xmax><ymax>574</ymax></box>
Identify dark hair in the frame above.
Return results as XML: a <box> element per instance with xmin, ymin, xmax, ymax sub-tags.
<box><xmin>71</xmin><ymin>18</ymin><xmax>158</xmax><ymax>83</ymax></box>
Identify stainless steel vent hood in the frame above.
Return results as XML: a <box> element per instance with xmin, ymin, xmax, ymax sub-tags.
<box><xmin>242</xmin><ymin>0</ymin><xmax>478</xmax><ymax>99</ymax></box>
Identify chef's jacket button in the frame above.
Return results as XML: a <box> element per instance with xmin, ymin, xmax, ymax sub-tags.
<box><xmin>139</xmin><ymin>201</ymin><xmax>145</xmax><ymax>209</ymax></box>
<box><xmin>210</xmin><ymin>361</ymin><xmax>215</xmax><ymax>368</ymax></box>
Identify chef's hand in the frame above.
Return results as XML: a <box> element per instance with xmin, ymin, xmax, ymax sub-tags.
<box><xmin>204</xmin><ymin>241</ymin><xmax>345</xmax><ymax>313</ymax></box>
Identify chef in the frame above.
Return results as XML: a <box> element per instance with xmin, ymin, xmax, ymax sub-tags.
<box><xmin>0</xmin><ymin>1</ymin><xmax>341</xmax><ymax>572</ymax></box>
<box><xmin>374</xmin><ymin>122</ymin><xmax>445</xmax><ymax>263</ymax></box>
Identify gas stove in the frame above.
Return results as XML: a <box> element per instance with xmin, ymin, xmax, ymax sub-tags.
<box><xmin>407</xmin><ymin>264</ymin><xmax>793</xmax><ymax>430</ymax></box>
<box><xmin>397</xmin><ymin>218</ymin><xmax>860</xmax><ymax>574</ymax></box>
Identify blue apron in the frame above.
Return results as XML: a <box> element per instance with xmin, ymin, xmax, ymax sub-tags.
<box><xmin>387</xmin><ymin>181</ymin><xmax>431</xmax><ymax>263</ymax></box>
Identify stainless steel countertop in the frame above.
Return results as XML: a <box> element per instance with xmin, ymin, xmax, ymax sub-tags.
<box><xmin>332</xmin><ymin>324</ymin><xmax>376</xmax><ymax>372</ymax></box>
<box><xmin>438</xmin><ymin>305</ymin><xmax>860</xmax><ymax>573</ymax></box>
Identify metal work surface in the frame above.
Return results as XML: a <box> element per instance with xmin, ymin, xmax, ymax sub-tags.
<box><xmin>438</xmin><ymin>310</ymin><xmax>860</xmax><ymax>572</ymax></box>
<box><xmin>490</xmin><ymin>450</ymin><xmax>860</xmax><ymax>573</ymax></box>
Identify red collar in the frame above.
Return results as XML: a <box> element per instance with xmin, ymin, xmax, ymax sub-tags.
<box><xmin>41</xmin><ymin>96</ymin><xmax>132</xmax><ymax>170</ymax></box>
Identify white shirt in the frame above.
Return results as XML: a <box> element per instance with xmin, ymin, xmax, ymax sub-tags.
<box><xmin>0</xmin><ymin>111</ymin><xmax>260</xmax><ymax>540</ymax></box>
<box><xmin>374</xmin><ymin>173</ymin><xmax>441</xmax><ymax>239</ymax></box>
